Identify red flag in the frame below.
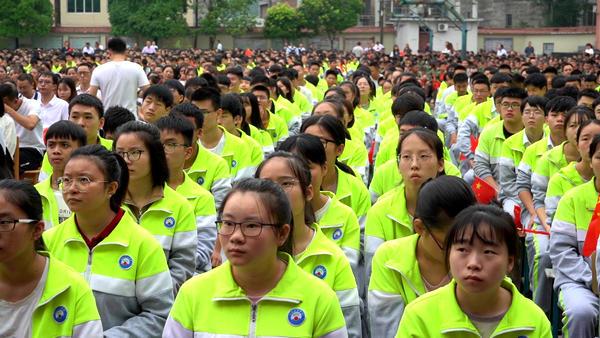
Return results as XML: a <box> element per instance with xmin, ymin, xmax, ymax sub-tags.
<box><xmin>470</xmin><ymin>135</ymin><xmax>479</xmax><ymax>154</ymax></box>
<box><xmin>368</xmin><ymin>140</ymin><xmax>376</xmax><ymax>165</ymax></box>
<box><xmin>583</xmin><ymin>196</ymin><xmax>600</xmax><ymax>257</ymax></box>
<box><xmin>472</xmin><ymin>177</ymin><xmax>497</xmax><ymax>205</ymax></box>
<box><xmin>514</xmin><ymin>205</ymin><xmax>523</xmax><ymax>229</ymax></box>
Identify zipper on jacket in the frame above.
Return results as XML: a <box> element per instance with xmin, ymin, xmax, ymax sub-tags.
<box><xmin>84</xmin><ymin>249</ymin><xmax>93</xmax><ymax>283</ymax></box>
<box><xmin>249</xmin><ymin>303</ymin><xmax>258</xmax><ymax>337</ymax></box>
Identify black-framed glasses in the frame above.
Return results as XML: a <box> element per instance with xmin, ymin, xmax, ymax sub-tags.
<box><xmin>58</xmin><ymin>176</ymin><xmax>109</xmax><ymax>191</ymax></box>
<box><xmin>319</xmin><ymin>137</ymin><xmax>336</xmax><ymax>148</ymax></box>
<box><xmin>0</xmin><ymin>219</ymin><xmax>39</xmax><ymax>232</ymax></box>
<box><xmin>117</xmin><ymin>150</ymin><xmax>144</xmax><ymax>161</ymax></box>
<box><xmin>163</xmin><ymin>142</ymin><xmax>189</xmax><ymax>154</ymax></box>
<box><xmin>216</xmin><ymin>219</ymin><xmax>278</xmax><ymax>237</ymax></box>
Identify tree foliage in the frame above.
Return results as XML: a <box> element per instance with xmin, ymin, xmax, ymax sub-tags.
<box><xmin>199</xmin><ymin>0</ymin><xmax>258</xmax><ymax>37</ymax></box>
<box><xmin>298</xmin><ymin>0</ymin><xmax>362</xmax><ymax>48</ymax></box>
<box><xmin>0</xmin><ymin>0</ymin><xmax>53</xmax><ymax>39</ymax></box>
<box><xmin>264</xmin><ymin>3</ymin><xmax>303</xmax><ymax>41</ymax></box>
<box><xmin>109</xmin><ymin>0</ymin><xmax>189</xmax><ymax>40</ymax></box>
<box><xmin>540</xmin><ymin>0</ymin><xmax>583</xmax><ymax>27</ymax></box>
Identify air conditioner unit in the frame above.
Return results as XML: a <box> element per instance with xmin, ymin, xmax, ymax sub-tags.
<box><xmin>437</xmin><ymin>23</ymin><xmax>448</xmax><ymax>32</ymax></box>
<box><xmin>255</xmin><ymin>18</ymin><xmax>265</xmax><ymax>27</ymax></box>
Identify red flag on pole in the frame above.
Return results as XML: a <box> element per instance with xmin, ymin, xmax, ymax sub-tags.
<box><xmin>583</xmin><ymin>196</ymin><xmax>600</xmax><ymax>257</ymax></box>
<box><xmin>472</xmin><ymin>177</ymin><xmax>497</xmax><ymax>205</ymax></box>
<box><xmin>470</xmin><ymin>135</ymin><xmax>479</xmax><ymax>154</ymax></box>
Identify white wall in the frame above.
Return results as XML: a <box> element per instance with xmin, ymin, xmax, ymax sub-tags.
<box><xmin>394</xmin><ymin>20</ymin><xmax>479</xmax><ymax>52</ymax></box>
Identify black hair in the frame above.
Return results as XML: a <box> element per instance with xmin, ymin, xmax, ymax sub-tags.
<box><xmin>57</xmin><ymin>77</ymin><xmax>77</xmax><ymax>102</ymax></box>
<box><xmin>399</xmin><ymin>111</ymin><xmax>439</xmax><ymax>133</ymax></box>
<box><xmin>490</xmin><ymin>73</ymin><xmax>513</xmax><ymax>85</ymax></box>
<box><xmin>353</xmin><ymin>74</ymin><xmax>376</xmax><ymax>99</ymax></box>
<box><xmin>543</xmin><ymin>66</ymin><xmax>558</xmax><ymax>75</ymax></box>
<box><xmin>577</xmin><ymin>119</ymin><xmax>600</xmax><ymax>144</ymax></box>
<box><xmin>593</xmin><ymin>96</ymin><xmax>600</xmax><ymax>110</ymax></box>
<box><xmin>453</xmin><ymin>73</ymin><xmax>469</xmax><ymax>84</ymax></box>
<box><xmin>113</xmin><ymin>121</ymin><xmax>169</xmax><ymax>188</ymax></box>
<box><xmin>524</xmin><ymin>73</ymin><xmax>547</xmax><ymax>89</ymax></box>
<box><xmin>16</xmin><ymin>73</ymin><xmax>34</xmax><ymax>85</ymax></box>
<box><xmin>143</xmin><ymin>84</ymin><xmax>174</xmax><ymax>108</ymax></box>
<box><xmin>444</xmin><ymin>204</ymin><xmax>519</xmax><ymax>269</ymax></box>
<box><xmin>578</xmin><ymin>88</ymin><xmax>600</xmax><ymax>101</ymax></box>
<box><xmin>164</xmin><ymin>79</ymin><xmax>185</xmax><ymax>97</ymax></box>
<box><xmin>219</xmin><ymin>178</ymin><xmax>293</xmax><ymax>255</ymax></box>
<box><xmin>240</xmin><ymin>92</ymin><xmax>264</xmax><ymax>131</ymax></box>
<box><xmin>500</xmin><ymin>87</ymin><xmax>527</xmax><ymax>100</ymax></box>
<box><xmin>392</xmin><ymin>92</ymin><xmax>425</xmax><ymax>118</ymax></box>
<box><xmin>45</xmin><ymin>120</ymin><xmax>87</xmax><ymax>146</ymax></box>
<box><xmin>0</xmin><ymin>179</ymin><xmax>45</xmax><ymax>251</ymax></box>
<box><xmin>312</xmin><ymin>99</ymin><xmax>345</xmax><ymax>121</ymax></box>
<box><xmin>521</xmin><ymin>96</ymin><xmax>549</xmax><ymax>116</ymax></box>
<box><xmin>250</xmin><ymin>84</ymin><xmax>270</xmax><ymax>98</ymax></box>
<box><xmin>255</xmin><ymin>151</ymin><xmax>316</xmax><ymax>226</ymax></box>
<box><xmin>590</xmin><ymin>133</ymin><xmax>600</xmax><ymax>159</ymax></box>
<box><xmin>156</xmin><ymin>115</ymin><xmax>195</xmax><ymax>146</ymax></box>
<box><xmin>551</xmin><ymin>76</ymin><xmax>566</xmax><ymax>89</ymax></box>
<box><xmin>546</xmin><ymin>96</ymin><xmax>577</xmax><ymax>115</ymax></box>
<box><xmin>557</xmin><ymin>86</ymin><xmax>579</xmax><ymax>100</ymax></box>
<box><xmin>395</xmin><ymin>84</ymin><xmax>426</xmax><ymax>100</ymax></box>
<box><xmin>415</xmin><ymin>176</ymin><xmax>477</xmax><ymax>230</ymax></box>
<box><xmin>277</xmin><ymin>134</ymin><xmax>327</xmax><ymax>166</ymax></box>
<box><xmin>69</xmin><ymin>93</ymin><xmax>105</xmax><ymax>118</ymax></box>
<box><xmin>0</xmin><ymin>82</ymin><xmax>19</xmax><ymax>100</ymax></box>
<box><xmin>226</xmin><ymin>66</ymin><xmax>244</xmax><ymax>78</ymax></box>
<box><xmin>338</xmin><ymin>81</ymin><xmax>360</xmax><ymax>108</ymax></box>
<box><xmin>471</xmin><ymin>75</ymin><xmax>491</xmax><ymax>89</ymax></box>
<box><xmin>199</xmin><ymin>73</ymin><xmax>219</xmax><ymax>90</ymax></box>
<box><xmin>103</xmin><ymin>106</ymin><xmax>135</xmax><ymax>136</ymax></box>
<box><xmin>304</xmin><ymin>74</ymin><xmax>319</xmax><ymax>87</ymax></box>
<box><xmin>107</xmin><ymin>37</ymin><xmax>127</xmax><ymax>54</ymax></box>
<box><xmin>300</xmin><ymin>114</ymin><xmax>354</xmax><ymax>175</ymax></box>
<box><xmin>170</xmin><ymin>102</ymin><xmax>204</xmax><ymax>130</ymax></box>
<box><xmin>276</xmin><ymin>77</ymin><xmax>294</xmax><ymax>102</ymax></box>
<box><xmin>190</xmin><ymin>86</ymin><xmax>221</xmax><ymax>110</ymax></box>
<box><xmin>397</xmin><ymin>128</ymin><xmax>444</xmax><ymax>170</ymax></box>
<box><xmin>70</xmin><ymin>145</ymin><xmax>129</xmax><ymax>213</ymax></box>
<box><xmin>216</xmin><ymin>74</ymin><xmax>231</xmax><ymax>87</ymax></box>
<box><xmin>564</xmin><ymin>105</ymin><xmax>595</xmax><ymax>133</ymax></box>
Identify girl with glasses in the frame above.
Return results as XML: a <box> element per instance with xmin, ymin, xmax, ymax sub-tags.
<box><xmin>255</xmin><ymin>151</ymin><xmax>361</xmax><ymax>337</ymax></box>
<box><xmin>163</xmin><ymin>178</ymin><xmax>347</xmax><ymax>337</ymax></box>
<box><xmin>114</xmin><ymin>121</ymin><xmax>196</xmax><ymax>292</ymax></box>
<box><xmin>43</xmin><ymin>145</ymin><xmax>172</xmax><ymax>337</ymax></box>
<box><xmin>368</xmin><ymin>175</ymin><xmax>476</xmax><ymax>337</ymax></box>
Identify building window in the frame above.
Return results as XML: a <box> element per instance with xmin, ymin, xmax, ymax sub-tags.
<box><xmin>67</xmin><ymin>0</ymin><xmax>101</xmax><ymax>13</ymax></box>
<box><xmin>543</xmin><ymin>43</ymin><xmax>554</xmax><ymax>55</ymax></box>
<box><xmin>506</xmin><ymin>14</ymin><xmax>512</xmax><ymax>27</ymax></box>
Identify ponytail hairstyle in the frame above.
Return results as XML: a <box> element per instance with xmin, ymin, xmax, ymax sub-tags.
<box><xmin>219</xmin><ymin>178</ymin><xmax>294</xmax><ymax>256</ymax></box>
<box><xmin>255</xmin><ymin>151</ymin><xmax>316</xmax><ymax>227</ymax></box>
<box><xmin>0</xmin><ymin>179</ymin><xmax>46</xmax><ymax>251</ymax></box>
<box><xmin>277</xmin><ymin>134</ymin><xmax>327</xmax><ymax>167</ymax></box>
<box><xmin>415</xmin><ymin>176</ymin><xmax>476</xmax><ymax>232</ymax></box>
<box><xmin>300</xmin><ymin>114</ymin><xmax>355</xmax><ymax>176</ymax></box>
<box><xmin>70</xmin><ymin>144</ymin><xmax>129</xmax><ymax>213</ymax></box>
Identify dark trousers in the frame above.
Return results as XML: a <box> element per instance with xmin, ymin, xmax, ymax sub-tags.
<box><xmin>19</xmin><ymin>147</ymin><xmax>43</xmax><ymax>174</ymax></box>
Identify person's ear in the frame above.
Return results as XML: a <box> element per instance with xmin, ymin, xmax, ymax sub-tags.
<box><xmin>184</xmin><ymin>145</ymin><xmax>193</xmax><ymax>161</ymax></box>
<box><xmin>413</xmin><ymin>218</ymin><xmax>426</xmax><ymax>236</ymax></box>
<box><xmin>32</xmin><ymin>221</ymin><xmax>45</xmax><ymax>243</ymax></box>
<box><xmin>506</xmin><ymin>255</ymin><xmax>515</xmax><ymax>274</ymax></box>
<box><xmin>335</xmin><ymin>143</ymin><xmax>345</xmax><ymax>157</ymax></box>
<box><xmin>276</xmin><ymin>223</ymin><xmax>291</xmax><ymax>247</ymax></box>
<box><xmin>98</xmin><ymin>117</ymin><xmax>105</xmax><ymax>129</ymax></box>
<box><xmin>106</xmin><ymin>181</ymin><xmax>118</xmax><ymax>197</ymax></box>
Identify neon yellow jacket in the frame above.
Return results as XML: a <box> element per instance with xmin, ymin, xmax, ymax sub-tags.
<box><xmin>369</xmin><ymin>159</ymin><xmax>461</xmax><ymax>203</ymax></box>
<box><xmin>248</xmin><ymin>124</ymin><xmax>275</xmax><ymax>154</ymax></box>
<box><xmin>545</xmin><ymin>162</ymin><xmax>587</xmax><ymax>227</ymax></box>
<box><xmin>32</xmin><ymin>253</ymin><xmax>103</xmax><ymax>338</ymax></box>
<box><xmin>396</xmin><ymin>278</ymin><xmax>551</xmax><ymax>337</ymax></box>
<box><xmin>185</xmin><ymin>142</ymin><xmax>232</xmax><ymax>209</ymax></box>
<box><xmin>175</xmin><ymin>173</ymin><xmax>217</xmax><ymax>273</ymax></box>
<box><xmin>368</xmin><ymin>234</ymin><xmax>426</xmax><ymax>338</ymax></box>
<box><xmin>163</xmin><ymin>254</ymin><xmax>348</xmax><ymax>337</ymax></box>
<box><xmin>43</xmin><ymin>211</ymin><xmax>173</xmax><ymax>337</ymax></box>
<box><xmin>531</xmin><ymin>142</ymin><xmax>569</xmax><ymax>210</ymax></box>
<box><xmin>296</xmin><ymin>224</ymin><xmax>361</xmax><ymax>337</ymax></box>
<box><xmin>123</xmin><ymin>185</ymin><xmax>197</xmax><ymax>292</ymax></box>
<box><xmin>334</xmin><ymin>166</ymin><xmax>371</xmax><ymax>229</ymax></box>
<box><xmin>340</xmin><ymin>136</ymin><xmax>369</xmax><ymax>183</ymax></box>
<box><xmin>266</xmin><ymin>111</ymin><xmax>289</xmax><ymax>143</ymax></box>
<box><xmin>238</xmin><ymin>128</ymin><xmax>264</xmax><ymax>167</ymax></box>
<box><xmin>211</xmin><ymin>126</ymin><xmax>256</xmax><ymax>182</ymax></box>
<box><xmin>35</xmin><ymin>177</ymin><xmax>60</xmax><ymax>230</ymax></box>
<box><xmin>365</xmin><ymin>184</ymin><xmax>413</xmax><ymax>278</ymax></box>
<box><xmin>317</xmin><ymin>191</ymin><xmax>361</xmax><ymax>275</ymax></box>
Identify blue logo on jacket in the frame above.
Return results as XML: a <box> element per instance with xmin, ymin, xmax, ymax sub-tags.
<box><xmin>313</xmin><ymin>265</ymin><xmax>327</xmax><ymax>279</ymax></box>
<box><xmin>288</xmin><ymin>308</ymin><xmax>306</xmax><ymax>326</ymax></box>
<box><xmin>196</xmin><ymin>177</ymin><xmax>205</xmax><ymax>185</ymax></box>
<box><xmin>53</xmin><ymin>306</ymin><xmax>68</xmax><ymax>323</ymax></box>
<box><xmin>119</xmin><ymin>255</ymin><xmax>134</xmax><ymax>270</ymax></box>
<box><xmin>231</xmin><ymin>160</ymin><xmax>237</xmax><ymax>168</ymax></box>
<box><xmin>164</xmin><ymin>216</ymin><xmax>176</xmax><ymax>228</ymax></box>
<box><xmin>332</xmin><ymin>228</ymin><xmax>343</xmax><ymax>240</ymax></box>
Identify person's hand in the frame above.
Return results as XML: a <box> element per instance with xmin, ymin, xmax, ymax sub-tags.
<box><xmin>526</xmin><ymin>217</ymin><xmax>535</xmax><ymax>230</ymax></box>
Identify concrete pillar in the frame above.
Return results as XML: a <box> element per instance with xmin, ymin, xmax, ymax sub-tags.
<box><xmin>472</xmin><ymin>0</ymin><xmax>478</xmax><ymax>19</ymax></box>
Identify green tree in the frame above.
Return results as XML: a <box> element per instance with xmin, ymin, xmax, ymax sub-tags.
<box><xmin>199</xmin><ymin>0</ymin><xmax>257</xmax><ymax>49</ymax></box>
<box><xmin>298</xmin><ymin>0</ymin><xmax>362</xmax><ymax>49</ymax></box>
<box><xmin>264</xmin><ymin>3</ymin><xmax>303</xmax><ymax>41</ymax></box>
<box><xmin>541</xmin><ymin>0</ymin><xmax>583</xmax><ymax>27</ymax></box>
<box><xmin>0</xmin><ymin>0</ymin><xmax>53</xmax><ymax>48</ymax></box>
<box><xmin>109</xmin><ymin>0</ymin><xmax>189</xmax><ymax>42</ymax></box>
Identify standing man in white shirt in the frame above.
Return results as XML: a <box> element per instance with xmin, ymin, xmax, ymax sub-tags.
<box><xmin>1</xmin><ymin>82</ymin><xmax>45</xmax><ymax>173</ymax></box>
<box><xmin>89</xmin><ymin>37</ymin><xmax>150</xmax><ymax>116</ymax></box>
<box><xmin>82</xmin><ymin>42</ymin><xmax>95</xmax><ymax>55</ymax></box>
<box><xmin>37</xmin><ymin>72</ymin><xmax>69</xmax><ymax>131</ymax></box>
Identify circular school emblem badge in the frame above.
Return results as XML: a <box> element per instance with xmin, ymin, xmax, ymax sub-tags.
<box><xmin>196</xmin><ymin>177</ymin><xmax>205</xmax><ymax>185</ymax></box>
<box><xmin>313</xmin><ymin>265</ymin><xmax>327</xmax><ymax>279</ymax></box>
<box><xmin>231</xmin><ymin>160</ymin><xmax>237</xmax><ymax>168</ymax></box>
<box><xmin>332</xmin><ymin>228</ymin><xmax>343</xmax><ymax>240</ymax></box>
<box><xmin>53</xmin><ymin>306</ymin><xmax>68</xmax><ymax>323</ymax></box>
<box><xmin>164</xmin><ymin>216</ymin><xmax>176</xmax><ymax>228</ymax></box>
<box><xmin>287</xmin><ymin>308</ymin><xmax>306</xmax><ymax>326</ymax></box>
<box><xmin>118</xmin><ymin>255</ymin><xmax>134</xmax><ymax>270</ymax></box>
